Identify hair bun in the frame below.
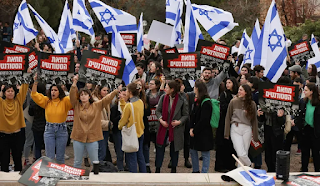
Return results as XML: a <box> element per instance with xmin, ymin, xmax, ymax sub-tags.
<box><xmin>136</xmin><ymin>83</ymin><xmax>142</xmax><ymax>90</ymax></box>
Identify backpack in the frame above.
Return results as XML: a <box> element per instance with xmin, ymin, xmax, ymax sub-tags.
<box><xmin>201</xmin><ymin>98</ymin><xmax>220</xmax><ymax>128</ymax></box>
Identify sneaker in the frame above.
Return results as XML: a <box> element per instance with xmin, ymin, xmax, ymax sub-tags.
<box><xmin>64</xmin><ymin>154</ymin><xmax>70</xmax><ymax>160</ymax></box>
<box><xmin>296</xmin><ymin>149</ymin><xmax>301</xmax><ymax>155</ymax></box>
<box><xmin>24</xmin><ymin>159</ymin><xmax>29</xmax><ymax>166</ymax></box>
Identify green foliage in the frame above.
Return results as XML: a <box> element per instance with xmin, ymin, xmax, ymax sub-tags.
<box><xmin>284</xmin><ymin>19</ymin><xmax>320</xmax><ymax>43</ymax></box>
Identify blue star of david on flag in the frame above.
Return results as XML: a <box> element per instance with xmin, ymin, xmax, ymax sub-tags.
<box><xmin>244</xmin><ymin>48</ymin><xmax>253</xmax><ymax>61</ymax></box>
<box><xmin>166</xmin><ymin>0</ymin><xmax>170</xmax><ymax>6</ymax></box>
<box><xmin>14</xmin><ymin>21</ymin><xmax>20</xmax><ymax>30</ymax></box>
<box><xmin>268</xmin><ymin>29</ymin><xmax>283</xmax><ymax>52</ymax></box>
<box><xmin>100</xmin><ymin>9</ymin><xmax>115</xmax><ymax>25</ymax></box>
<box><xmin>199</xmin><ymin>9</ymin><xmax>212</xmax><ymax>21</ymax></box>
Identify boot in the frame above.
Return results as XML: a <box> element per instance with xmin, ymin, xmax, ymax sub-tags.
<box><xmin>171</xmin><ymin>167</ymin><xmax>176</xmax><ymax>173</ymax></box>
<box><xmin>146</xmin><ymin>166</ymin><xmax>151</xmax><ymax>173</ymax></box>
<box><xmin>184</xmin><ymin>159</ymin><xmax>192</xmax><ymax>168</ymax></box>
<box><xmin>168</xmin><ymin>160</ymin><xmax>172</xmax><ymax>168</ymax></box>
<box><xmin>84</xmin><ymin>158</ymin><xmax>90</xmax><ymax>167</ymax></box>
<box><xmin>155</xmin><ymin>167</ymin><xmax>161</xmax><ymax>173</ymax></box>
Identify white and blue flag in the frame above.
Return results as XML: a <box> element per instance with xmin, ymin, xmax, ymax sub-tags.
<box><xmin>12</xmin><ymin>0</ymin><xmax>38</xmax><ymax>45</ymax></box>
<box><xmin>166</xmin><ymin>0</ymin><xmax>183</xmax><ymax>26</ymax></box>
<box><xmin>58</xmin><ymin>0</ymin><xmax>76</xmax><ymax>52</ymax></box>
<box><xmin>192</xmin><ymin>4</ymin><xmax>238</xmax><ymax>41</ymax></box>
<box><xmin>254</xmin><ymin>0</ymin><xmax>287</xmax><ymax>83</ymax></box>
<box><xmin>307</xmin><ymin>34</ymin><xmax>320</xmax><ymax>71</ymax></box>
<box><xmin>137</xmin><ymin>13</ymin><xmax>143</xmax><ymax>52</ymax></box>
<box><xmin>251</xmin><ymin>19</ymin><xmax>261</xmax><ymax>67</ymax></box>
<box><xmin>28</xmin><ymin>4</ymin><xmax>64</xmax><ymax>53</ymax></box>
<box><xmin>72</xmin><ymin>0</ymin><xmax>95</xmax><ymax>36</ymax></box>
<box><xmin>89</xmin><ymin>0</ymin><xmax>137</xmax><ymax>33</ymax></box>
<box><xmin>110</xmin><ymin>23</ymin><xmax>137</xmax><ymax>85</ymax></box>
<box><xmin>171</xmin><ymin>1</ymin><xmax>182</xmax><ymax>45</ymax></box>
<box><xmin>183</xmin><ymin>0</ymin><xmax>204</xmax><ymax>52</ymax></box>
<box><xmin>238</xmin><ymin>30</ymin><xmax>255</xmax><ymax>71</ymax></box>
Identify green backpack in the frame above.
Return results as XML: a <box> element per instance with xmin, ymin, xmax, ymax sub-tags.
<box><xmin>201</xmin><ymin>98</ymin><xmax>220</xmax><ymax>128</ymax></box>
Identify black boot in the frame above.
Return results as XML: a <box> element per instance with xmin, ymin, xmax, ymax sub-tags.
<box><xmin>184</xmin><ymin>159</ymin><xmax>192</xmax><ymax>168</ymax></box>
<box><xmin>171</xmin><ymin>167</ymin><xmax>176</xmax><ymax>173</ymax></box>
<box><xmin>168</xmin><ymin>160</ymin><xmax>172</xmax><ymax>168</ymax></box>
<box><xmin>84</xmin><ymin>158</ymin><xmax>90</xmax><ymax>167</ymax></box>
<box><xmin>146</xmin><ymin>166</ymin><xmax>151</xmax><ymax>173</ymax></box>
<box><xmin>155</xmin><ymin>167</ymin><xmax>160</xmax><ymax>173</ymax></box>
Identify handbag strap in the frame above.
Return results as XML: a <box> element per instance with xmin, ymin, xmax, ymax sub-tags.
<box><xmin>130</xmin><ymin>103</ymin><xmax>135</xmax><ymax>125</ymax></box>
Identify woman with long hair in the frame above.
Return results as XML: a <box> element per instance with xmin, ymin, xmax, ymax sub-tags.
<box><xmin>134</xmin><ymin>79</ymin><xmax>152</xmax><ymax>172</ymax></box>
<box><xmin>225</xmin><ymin>84</ymin><xmax>259</xmax><ymax>166</ymax></box>
<box><xmin>307</xmin><ymin>64</ymin><xmax>320</xmax><ymax>87</ymax></box>
<box><xmin>146</xmin><ymin>61</ymin><xmax>163</xmax><ymax>86</ymax></box>
<box><xmin>0</xmin><ymin>82</ymin><xmax>29</xmax><ymax>172</ymax></box>
<box><xmin>110</xmin><ymin>87</ymin><xmax>127</xmax><ymax>171</ymax></box>
<box><xmin>92</xmin><ymin>85</ymin><xmax>113</xmax><ymax>163</ymax></box>
<box><xmin>215</xmin><ymin>77</ymin><xmax>238</xmax><ymax>172</ymax></box>
<box><xmin>70</xmin><ymin>76</ymin><xmax>118</xmax><ymax>168</ymax></box>
<box><xmin>189</xmin><ymin>80</ymin><xmax>214</xmax><ymax>173</ymax></box>
<box><xmin>118</xmin><ymin>83</ymin><xmax>147</xmax><ymax>173</ymax></box>
<box><xmin>31</xmin><ymin>74</ymin><xmax>72</xmax><ymax>163</ymax></box>
<box><xmin>155</xmin><ymin>80</ymin><xmax>189</xmax><ymax>173</ymax></box>
<box><xmin>295</xmin><ymin>83</ymin><xmax>320</xmax><ymax>172</ymax></box>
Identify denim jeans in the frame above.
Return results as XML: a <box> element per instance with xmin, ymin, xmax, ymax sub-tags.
<box><xmin>33</xmin><ymin>130</ymin><xmax>44</xmax><ymax>160</ymax></box>
<box><xmin>125</xmin><ymin>134</ymin><xmax>146</xmax><ymax>173</ymax></box>
<box><xmin>73</xmin><ymin>140</ymin><xmax>99</xmax><ymax>168</ymax></box>
<box><xmin>113</xmin><ymin>130</ymin><xmax>124</xmax><ymax>171</ymax></box>
<box><xmin>98</xmin><ymin>131</ymin><xmax>109</xmax><ymax>162</ymax></box>
<box><xmin>190</xmin><ymin>149</ymin><xmax>210</xmax><ymax>173</ymax></box>
<box><xmin>23</xmin><ymin>120</ymin><xmax>35</xmax><ymax>159</ymax></box>
<box><xmin>155</xmin><ymin>133</ymin><xmax>179</xmax><ymax>169</ymax></box>
<box><xmin>44</xmin><ymin>122</ymin><xmax>68</xmax><ymax>163</ymax></box>
<box><xmin>143</xmin><ymin>143</ymin><xmax>150</xmax><ymax>166</ymax></box>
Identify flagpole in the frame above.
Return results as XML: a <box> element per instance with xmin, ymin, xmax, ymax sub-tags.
<box><xmin>232</xmin><ymin>154</ymin><xmax>258</xmax><ymax>183</ymax></box>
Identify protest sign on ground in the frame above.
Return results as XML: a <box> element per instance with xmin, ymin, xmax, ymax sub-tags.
<box><xmin>284</xmin><ymin>174</ymin><xmax>320</xmax><ymax>186</ymax></box>
<box><xmin>79</xmin><ymin>50</ymin><xmax>125</xmax><ymax>89</ymax></box>
<box><xmin>162</xmin><ymin>52</ymin><xmax>201</xmax><ymax>80</ymax></box>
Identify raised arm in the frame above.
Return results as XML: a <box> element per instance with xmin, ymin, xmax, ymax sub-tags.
<box><xmin>100</xmin><ymin>90</ymin><xmax>119</xmax><ymax>110</ymax></box>
<box><xmin>31</xmin><ymin>74</ymin><xmax>48</xmax><ymax>108</ymax></box>
<box><xmin>69</xmin><ymin>75</ymin><xmax>79</xmax><ymax>108</ymax></box>
<box><xmin>16</xmin><ymin>83</ymin><xmax>29</xmax><ymax>105</ymax></box>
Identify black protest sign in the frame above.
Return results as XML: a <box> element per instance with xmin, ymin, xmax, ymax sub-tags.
<box><xmin>162</xmin><ymin>47</ymin><xmax>178</xmax><ymax>54</ymax></box>
<box><xmin>0</xmin><ymin>41</ymin><xmax>32</xmax><ymax>54</ymax></box>
<box><xmin>120</xmin><ymin>33</ymin><xmax>137</xmax><ymax>54</ymax></box>
<box><xmin>283</xmin><ymin>174</ymin><xmax>320</xmax><ymax>186</ymax></box>
<box><xmin>79</xmin><ymin>50</ymin><xmax>125</xmax><ymax>89</ymax></box>
<box><xmin>0</xmin><ymin>53</ymin><xmax>29</xmax><ymax>84</ymax></box>
<box><xmin>18</xmin><ymin>157</ymin><xmax>59</xmax><ymax>186</ymax></box>
<box><xmin>196</xmin><ymin>39</ymin><xmax>231</xmax><ymax>69</ymax></box>
<box><xmin>162</xmin><ymin>52</ymin><xmax>201</xmax><ymax>80</ymax></box>
<box><xmin>258</xmin><ymin>82</ymin><xmax>299</xmax><ymax>115</ymax></box>
<box><xmin>289</xmin><ymin>41</ymin><xmax>314</xmax><ymax>66</ymax></box>
<box><xmin>91</xmin><ymin>47</ymin><xmax>108</xmax><ymax>55</ymax></box>
<box><xmin>37</xmin><ymin>52</ymin><xmax>74</xmax><ymax>85</ymax></box>
<box><xmin>39</xmin><ymin>157</ymin><xmax>90</xmax><ymax>180</ymax></box>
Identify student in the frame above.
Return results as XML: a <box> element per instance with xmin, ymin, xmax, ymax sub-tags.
<box><xmin>295</xmin><ymin>83</ymin><xmax>320</xmax><ymax>172</ymax></box>
<box><xmin>155</xmin><ymin>80</ymin><xmax>189</xmax><ymax>173</ymax></box>
<box><xmin>70</xmin><ymin>76</ymin><xmax>118</xmax><ymax>168</ymax></box>
<box><xmin>31</xmin><ymin>74</ymin><xmax>73</xmax><ymax>163</ymax></box>
<box><xmin>189</xmin><ymin>80</ymin><xmax>214</xmax><ymax>173</ymax></box>
<box><xmin>225</xmin><ymin>84</ymin><xmax>259</xmax><ymax>167</ymax></box>
<box><xmin>0</xmin><ymin>83</ymin><xmax>29</xmax><ymax>172</ymax></box>
<box><xmin>118</xmin><ymin>83</ymin><xmax>147</xmax><ymax>173</ymax></box>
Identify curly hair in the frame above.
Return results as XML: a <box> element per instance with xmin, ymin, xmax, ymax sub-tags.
<box><xmin>241</xmin><ymin>84</ymin><xmax>255</xmax><ymax>121</ymax></box>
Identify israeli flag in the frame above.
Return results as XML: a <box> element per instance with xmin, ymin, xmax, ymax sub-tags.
<box><xmin>137</xmin><ymin>13</ymin><xmax>143</xmax><ymax>52</ymax></box>
<box><xmin>171</xmin><ymin>1</ymin><xmax>182</xmax><ymax>45</ymax></box>
<box><xmin>192</xmin><ymin>4</ymin><xmax>238</xmax><ymax>41</ymax></box>
<box><xmin>166</xmin><ymin>0</ymin><xmax>183</xmax><ymax>26</ymax></box>
<box><xmin>28</xmin><ymin>4</ymin><xmax>64</xmax><ymax>53</ymax></box>
<box><xmin>238</xmin><ymin>30</ymin><xmax>255</xmax><ymax>71</ymax></box>
<box><xmin>72</xmin><ymin>0</ymin><xmax>95</xmax><ymax>36</ymax></box>
<box><xmin>110</xmin><ymin>23</ymin><xmax>137</xmax><ymax>85</ymax></box>
<box><xmin>255</xmin><ymin>0</ymin><xmax>287</xmax><ymax>83</ymax></box>
<box><xmin>89</xmin><ymin>0</ymin><xmax>137</xmax><ymax>33</ymax></box>
<box><xmin>183</xmin><ymin>0</ymin><xmax>204</xmax><ymax>53</ymax></box>
<box><xmin>307</xmin><ymin>34</ymin><xmax>320</xmax><ymax>71</ymax></box>
<box><xmin>12</xmin><ymin>0</ymin><xmax>38</xmax><ymax>45</ymax></box>
<box><xmin>251</xmin><ymin>19</ymin><xmax>261</xmax><ymax>67</ymax></box>
<box><xmin>58</xmin><ymin>0</ymin><xmax>76</xmax><ymax>52</ymax></box>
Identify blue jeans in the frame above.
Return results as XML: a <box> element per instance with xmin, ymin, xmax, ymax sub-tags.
<box><xmin>156</xmin><ymin>134</ymin><xmax>179</xmax><ymax>169</ymax></box>
<box><xmin>73</xmin><ymin>140</ymin><xmax>99</xmax><ymax>168</ymax></box>
<box><xmin>113</xmin><ymin>130</ymin><xmax>124</xmax><ymax>171</ymax></box>
<box><xmin>98</xmin><ymin>131</ymin><xmax>109</xmax><ymax>162</ymax></box>
<box><xmin>44</xmin><ymin>123</ymin><xmax>68</xmax><ymax>163</ymax></box>
<box><xmin>125</xmin><ymin>134</ymin><xmax>146</xmax><ymax>173</ymax></box>
<box><xmin>143</xmin><ymin>143</ymin><xmax>150</xmax><ymax>166</ymax></box>
<box><xmin>190</xmin><ymin>149</ymin><xmax>210</xmax><ymax>173</ymax></box>
<box><xmin>23</xmin><ymin>120</ymin><xmax>35</xmax><ymax>159</ymax></box>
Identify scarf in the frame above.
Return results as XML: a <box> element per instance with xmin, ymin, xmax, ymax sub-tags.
<box><xmin>156</xmin><ymin>93</ymin><xmax>179</xmax><ymax>145</ymax></box>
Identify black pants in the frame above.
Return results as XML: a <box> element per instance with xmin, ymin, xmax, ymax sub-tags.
<box><xmin>301</xmin><ymin>125</ymin><xmax>320</xmax><ymax>172</ymax></box>
<box><xmin>33</xmin><ymin>130</ymin><xmax>44</xmax><ymax>160</ymax></box>
<box><xmin>184</xmin><ymin>122</ymin><xmax>190</xmax><ymax>160</ymax></box>
<box><xmin>264</xmin><ymin>125</ymin><xmax>283</xmax><ymax>172</ymax></box>
<box><xmin>0</xmin><ymin>131</ymin><xmax>23</xmax><ymax>172</ymax></box>
<box><xmin>284</xmin><ymin>129</ymin><xmax>301</xmax><ymax>152</ymax></box>
<box><xmin>155</xmin><ymin>133</ymin><xmax>179</xmax><ymax>168</ymax></box>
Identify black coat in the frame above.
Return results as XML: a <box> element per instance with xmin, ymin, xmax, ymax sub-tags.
<box><xmin>295</xmin><ymin>99</ymin><xmax>320</xmax><ymax>138</ymax></box>
<box><xmin>190</xmin><ymin>99</ymin><xmax>214</xmax><ymax>151</ymax></box>
<box><xmin>29</xmin><ymin>99</ymin><xmax>46</xmax><ymax>133</ymax></box>
<box><xmin>111</xmin><ymin>104</ymin><xmax>121</xmax><ymax>133</ymax></box>
<box><xmin>143</xmin><ymin>98</ymin><xmax>151</xmax><ymax>145</ymax></box>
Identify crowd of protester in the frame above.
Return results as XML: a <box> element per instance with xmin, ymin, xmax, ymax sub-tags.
<box><xmin>1</xmin><ymin>24</ymin><xmax>320</xmax><ymax>174</ymax></box>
